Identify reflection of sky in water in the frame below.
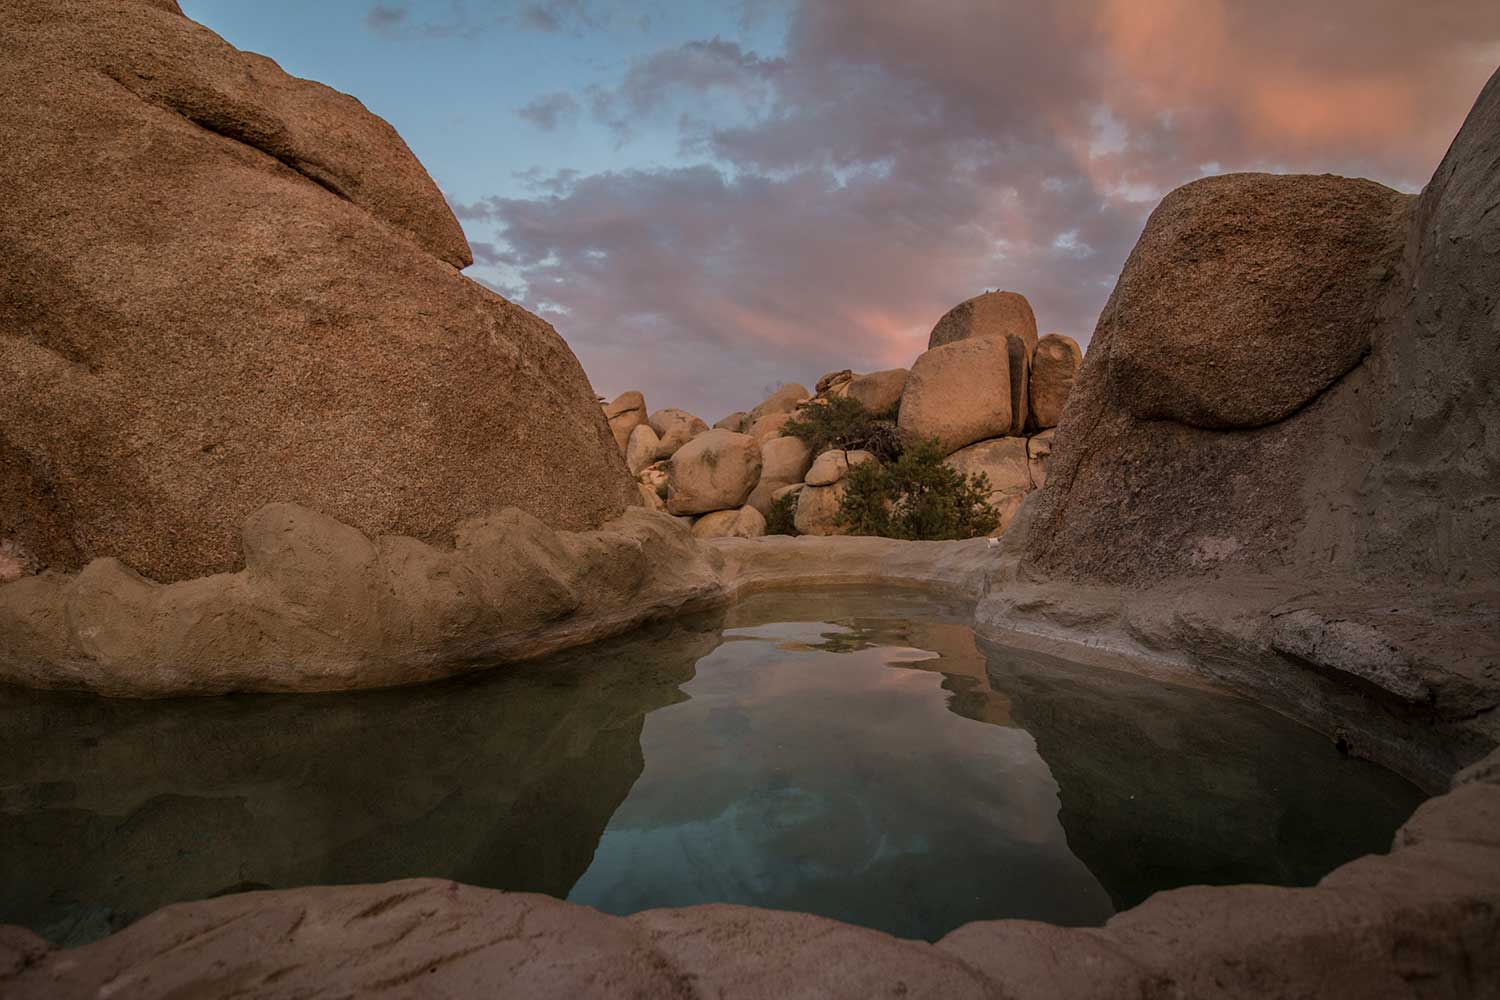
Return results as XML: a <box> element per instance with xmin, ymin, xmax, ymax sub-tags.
<box><xmin>568</xmin><ymin>622</ymin><xmax>1114</xmax><ymax>939</ymax></box>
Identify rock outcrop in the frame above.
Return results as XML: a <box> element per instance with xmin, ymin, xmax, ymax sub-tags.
<box><xmin>985</xmin><ymin>67</ymin><xmax>1500</xmax><ymax>785</ymax></box>
<box><xmin>0</xmin><ymin>0</ymin><xmax>636</xmax><ymax>584</ymax></box>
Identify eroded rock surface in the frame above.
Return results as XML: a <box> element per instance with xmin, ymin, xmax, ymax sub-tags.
<box><xmin>899</xmin><ymin>339</ymin><xmax>1013</xmax><ymax>454</ymax></box>
<box><xmin>927</xmin><ymin>291</ymin><xmax>1038</xmax><ymax>434</ymax></box>
<box><xmin>0</xmin><ymin>0</ymin><xmax>635</xmax><ymax>582</ymax></box>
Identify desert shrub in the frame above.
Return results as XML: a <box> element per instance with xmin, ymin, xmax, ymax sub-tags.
<box><xmin>781</xmin><ymin>395</ymin><xmax>903</xmax><ymax>462</ymax></box>
<box><xmin>836</xmin><ymin>439</ymin><xmax>1000</xmax><ymax>540</ymax></box>
<box><xmin>765</xmin><ymin>491</ymin><xmax>800</xmax><ymax>535</ymax></box>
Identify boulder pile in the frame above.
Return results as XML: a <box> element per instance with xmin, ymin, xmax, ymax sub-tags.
<box><xmin>603</xmin><ymin>291</ymin><xmax>1081</xmax><ymax>539</ymax></box>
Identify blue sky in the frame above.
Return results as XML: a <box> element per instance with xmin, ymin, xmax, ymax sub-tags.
<box><xmin>181</xmin><ymin>0</ymin><xmax>1500</xmax><ymax>420</ymax></box>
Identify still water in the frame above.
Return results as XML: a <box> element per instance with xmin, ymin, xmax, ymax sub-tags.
<box><xmin>0</xmin><ymin>588</ymin><xmax>1423</xmax><ymax>945</ymax></box>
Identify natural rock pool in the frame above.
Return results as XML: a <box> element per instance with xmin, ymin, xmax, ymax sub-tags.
<box><xmin>0</xmin><ymin>588</ymin><xmax>1423</xmax><ymax>946</ymax></box>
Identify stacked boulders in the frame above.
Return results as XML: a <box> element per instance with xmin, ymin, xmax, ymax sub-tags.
<box><xmin>602</xmin><ymin>291</ymin><xmax>1079</xmax><ymax>539</ymax></box>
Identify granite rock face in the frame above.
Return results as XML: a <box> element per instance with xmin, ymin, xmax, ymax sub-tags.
<box><xmin>1102</xmin><ymin>173</ymin><xmax>1410</xmax><ymax>430</ymax></box>
<box><xmin>988</xmin><ymin>67</ymin><xmax>1500</xmax><ymax>783</ymax></box>
<box><xmin>899</xmin><ymin>339</ymin><xmax>1014</xmax><ymax>454</ymax></box>
<box><xmin>0</xmin><ymin>0</ymin><xmax>635</xmax><ymax>583</ymax></box>
<box><xmin>1026</xmin><ymin>334</ymin><xmax>1081</xmax><ymax>430</ymax></box>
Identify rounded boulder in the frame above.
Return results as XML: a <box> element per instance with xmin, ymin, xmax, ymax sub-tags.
<box><xmin>666</xmin><ymin>430</ymin><xmax>763</xmax><ymax>516</ymax></box>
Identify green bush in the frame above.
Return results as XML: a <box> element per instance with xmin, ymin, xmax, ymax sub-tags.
<box><xmin>781</xmin><ymin>396</ymin><xmax>904</xmax><ymax>462</ymax></box>
<box><xmin>765</xmin><ymin>491</ymin><xmax>799</xmax><ymax>536</ymax></box>
<box><xmin>836</xmin><ymin>439</ymin><xmax>1000</xmax><ymax>540</ymax></box>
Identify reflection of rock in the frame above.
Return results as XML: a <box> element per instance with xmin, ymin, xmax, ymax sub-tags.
<box><xmin>978</xmin><ymin>637</ymin><xmax>1423</xmax><ymax>911</ymax></box>
<box><xmin>0</xmin><ymin>615</ymin><xmax>723</xmax><ymax>945</ymax></box>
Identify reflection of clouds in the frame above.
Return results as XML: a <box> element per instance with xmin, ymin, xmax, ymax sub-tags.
<box><xmin>568</xmin><ymin>622</ymin><xmax>1112</xmax><ymax>936</ymax></box>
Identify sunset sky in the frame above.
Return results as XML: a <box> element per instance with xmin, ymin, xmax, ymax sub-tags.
<box><xmin>181</xmin><ymin>0</ymin><xmax>1500</xmax><ymax>420</ymax></box>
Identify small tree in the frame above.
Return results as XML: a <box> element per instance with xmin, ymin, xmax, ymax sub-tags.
<box><xmin>765</xmin><ymin>491</ymin><xmax>800</xmax><ymax>535</ymax></box>
<box><xmin>781</xmin><ymin>396</ymin><xmax>903</xmax><ymax>462</ymax></box>
<box><xmin>836</xmin><ymin>439</ymin><xmax>1000</xmax><ymax>540</ymax></box>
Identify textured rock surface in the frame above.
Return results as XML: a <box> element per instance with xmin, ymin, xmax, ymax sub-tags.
<box><xmin>648</xmin><ymin>408</ymin><xmax>709</xmax><ymax>459</ymax></box>
<box><xmin>927</xmin><ymin>291</ymin><xmax>1037</xmax><ymax>434</ymax></box>
<box><xmin>793</xmin><ymin>482</ymin><xmax>849</xmax><ymax>536</ymax></box>
<box><xmin>0</xmin><ymin>503</ymin><xmax>722</xmax><ymax>696</ymax></box>
<box><xmin>1026</xmin><ymin>430</ymin><xmax>1055</xmax><ymax>488</ymax></box>
<box><xmin>1027</xmin><ymin>334</ymin><xmax>1081</xmax><ymax>430</ymax></box>
<box><xmin>691</xmin><ymin>505</ymin><xmax>766</xmax><ymax>539</ymax></box>
<box><xmin>1103</xmin><ymin>173</ymin><xmax>1410</xmax><ymax>429</ymax></box>
<box><xmin>746</xmin><ymin>383</ymin><xmax>810</xmax><ymax>426</ymax></box>
<box><xmin>944</xmin><ymin>437</ymin><xmax>1034</xmax><ymax>534</ymax></box>
<box><xmin>0</xmin><ymin>0</ymin><xmax>635</xmax><ymax>582</ymax></box>
<box><xmin>758</xmin><ymin>435</ymin><xmax>814</xmax><ymax>485</ymax></box>
<box><xmin>714</xmin><ymin>411</ymin><xmax>748</xmax><ymax>433</ymax></box>
<box><xmin>666</xmin><ymin>430</ymin><xmax>763</xmax><ymax>516</ymax></box>
<box><xmin>899</xmin><ymin>339</ymin><xmax>1013</xmax><ymax>455</ymax></box>
<box><xmin>6</xmin><ymin>776</ymin><xmax>1497</xmax><ymax>998</ymax></box>
<box><xmin>987</xmin><ymin>68</ymin><xmax>1500</xmax><ymax>786</ymax></box>
<box><xmin>604</xmin><ymin>391</ymin><xmax>648</xmax><ymax>450</ymax></box>
<box><xmin>748</xmin><ymin>410</ymin><xmax>797</xmax><ymax>441</ymax></box>
<box><xmin>625</xmin><ymin>424</ymin><xmax>660</xmax><ymax>476</ymax></box>
<box><xmin>844</xmin><ymin>368</ymin><xmax>908</xmax><ymax>414</ymax></box>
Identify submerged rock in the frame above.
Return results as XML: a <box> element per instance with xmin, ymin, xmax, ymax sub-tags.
<box><xmin>0</xmin><ymin>0</ymin><xmax>635</xmax><ymax>583</ymax></box>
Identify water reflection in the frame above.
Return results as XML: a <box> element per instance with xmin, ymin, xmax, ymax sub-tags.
<box><xmin>0</xmin><ymin>587</ymin><xmax>1423</xmax><ymax>946</ymax></box>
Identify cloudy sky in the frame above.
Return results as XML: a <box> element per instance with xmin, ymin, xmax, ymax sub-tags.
<box><xmin>183</xmin><ymin>1</ymin><xmax>1500</xmax><ymax>420</ymax></box>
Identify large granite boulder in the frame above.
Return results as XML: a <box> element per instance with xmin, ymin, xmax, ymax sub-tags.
<box><xmin>759</xmin><ymin>435</ymin><xmax>814</xmax><ymax>485</ymax></box>
<box><xmin>0</xmin><ymin>0</ymin><xmax>635</xmax><ymax>583</ymax></box>
<box><xmin>794</xmin><ymin>482</ymin><xmax>849</xmax><ymax>536</ymax></box>
<box><xmin>691</xmin><ymin>506</ymin><xmax>766</xmax><ymax>539</ymax></box>
<box><xmin>1103</xmin><ymin>173</ymin><xmax>1410</xmax><ymax>429</ymax></box>
<box><xmin>927</xmin><ymin>291</ymin><xmax>1037</xmax><ymax>434</ymax></box>
<box><xmin>666</xmin><ymin>430</ymin><xmax>763</xmax><ymax>516</ymax></box>
<box><xmin>898</xmin><ymin>339</ymin><xmax>1013</xmax><ymax>454</ymax></box>
<box><xmin>625</xmin><ymin>424</ymin><xmax>660</xmax><ymax>476</ymax></box>
<box><xmin>1027</xmin><ymin>334</ymin><xmax>1082</xmax><ymax>430</ymax></box>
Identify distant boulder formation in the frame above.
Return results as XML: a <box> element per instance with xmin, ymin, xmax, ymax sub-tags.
<box><xmin>1027</xmin><ymin>335</ymin><xmax>1082</xmax><ymax>430</ymax></box>
<box><xmin>0</xmin><ymin>0</ymin><xmax>635</xmax><ymax>583</ymax></box>
<box><xmin>898</xmin><ymin>338</ymin><xmax>1015</xmax><ymax>454</ymax></box>
<box><xmin>927</xmin><ymin>290</ymin><xmax>1039</xmax><ymax>434</ymax></box>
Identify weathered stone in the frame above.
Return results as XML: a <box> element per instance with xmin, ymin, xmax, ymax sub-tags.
<box><xmin>625</xmin><ymin>424</ymin><xmax>660</xmax><ymax>476</ymax></box>
<box><xmin>759</xmin><ymin>436</ymin><xmax>814</xmax><ymax>485</ymax></box>
<box><xmin>816</xmin><ymin>369</ymin><xmax>855</xmax><ymax>395</ymax></box>
<box><xmin>0</xmin><ymin>0</ymin><xmax>636</xmax><ymax>583</ymax></box>
<box><xmin>0</xmin><ymin>503</ymin><xmax>722</xmax><ymax>696</ymax></box>
<box><xmin>1027</xmin><ymin>335</ymin><xmax>1081</xmax><ymax>430</ymax></box>
<box><xmin>898</xmin><ymin>339</ymin><xmax>1013</xmax><ymax>454</ymax></box>
<box><xmin>714</xmin><ymin>411</ymin><xmax>749</xmax><ymax>433</ymax></box>
<box><xmin>648</xmin><ymin>408</ymin><xmax>710</xmax><ymax>459</ymax></box>
<box><xmin>635</xmin><ymin>482</ymin><xmax>665</xmax><ymax>512</ymax></box>
<box><xmin>1026</xmin><ymin>429</ymin><xmax>1055</xmax><ymax>489</ymax></box>
<box><xmin>793</xmin><ymin>482</ymin><xmax>848</xmax><ymax>536</ymax></box>
<box><xmin>927</xmin><ymin>291</ymin><xmax>1037</xmax><ymax>434</ymax></box>
<box><xmin>748</xmin><ymin>411</ymin><xmax>797</xmax><ymax>441</ymax></box>
<box><xmin>604</xmin><ymin>391</ymin><xmax>648</xmax><ymax>450</ymax></box>
<box><xmin>845</xmin><ymin>369</ymin><xmax>908</xmax><ymax>415</ymax></box>
<box><xmin>746</xmin><ymin>384</ymin><xmax>810</xmax><ymax>426</ymax></box>
<box><xmin>666</xmin><ymin>430</ymin><xmax>763</xmax><ymax>516</ymax></box>
<box><xmin>1103</xmin><ymin>173</ymin><xmax>1410</xmax><ymax>429</ymax></box>
<box><xmin>691</xmin><ymin>506</ymin><xmax>766</xmax><ymax>539</ymax></box>
<box><xmin>806</xmin><ymin>450</ymin><xmax>849</xmax><ymax>487</ymax></box>
<box><xmin>771</xmin><ymin>483</ymin><xmax>805</xmax><ymax>501</ymax></box>
<box><xmin>944</xmin><ymin>437</ymin><xmax>1033</xmax><ymax>536</ymax></box>
<box><xmin>1270</xmin><ymin>610</ymin><xmax>1431</xmax><ymax>703</ymax></box>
